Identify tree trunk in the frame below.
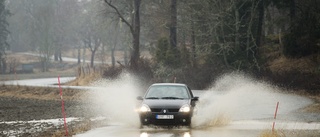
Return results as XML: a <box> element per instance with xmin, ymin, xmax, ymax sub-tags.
<box><xmin>0</xmin><ymin>59</ymin><xmax>2</xmax><ymax>74</ymax></box>
<box><xmin>101</xmin><ymin>43</ymin><xmax>106</xmax><ymax>65</ymax></box>
<box><xmin>170</xmin><ymin>0</ymin><xmax>177</xmax><ymax>48</ymax></box>
<box><xmin>58</xmin><ymin>45</ymin><xmax>62</xmax><ymax>62</ymax></box>
<box><xmin>124</xmin><ymin>45</ymin><xmax>128</xmax><ymax>65</ymax></box>
<box><xmin>90</xmin><ymin>38</ymin><xmax>100</xmax><ymax>68</ymax></box>
<box><xmin>77</xmin><ymin>47</ymin><xmax>81</xmax><ymax>64</ymax></box>
<box><xmin>289</xmin><ymin>0</ymin><xmax>296</xmax><ymax>23</ymax></box>
<box><xmin>283</xmin><ymin>0</ymin><xmax>296</xmax><ymax>57</ymax></box>
<box><xmin>90</xmin><ymin>51</ymin><xmax>95</xmax><ymax>68</ymax></box>
<box><xmin>255</xmin><ymin>0</ymin><xmax>264</xmax><ymax>52</ymax></box>
<box><xmin>54</xmin><ymin>45</ymin><xmax>62</xmax><ymax>62</ymax></box>
<box><xmin>234</xmin><ymin>2</ymin><xmax>240</xmax><ymax>48</ymax></box>
<box><xmin>191</xmin><ymin>23</ymin><xmax>196</xmax><ymax>61</ymax></box>
<box><xmin>82</xmin><ymin>44</ymin><xmax>87</xmax><ymax>65</ymax></box>
<box><xmin>130</xmin><ymin>0</ymin><xmax>141</xmax><ymax>70</ymax></box>
<box><xmin>41</xmin><ymin>57</ymin><xmax>47</xmax><ymax>72</ymax></box>
<box><xmin>54</xmin><ymin>49</ymin><xmax>59</xmax><ymax>61</ymax></box>
<box><xmin>0</xmin><ymin>58</ymin><xmax>6</xmax><ymax>74</ymax></box>
<box><xmin>111</xmin><ymin>48</ymin><xmax>115</xmax><ymax>68</ymax></box>
<box><xmin>219</xmin><ymin>22</ymin><xmax>230</xmax><ymax>68</ymax></box>
<box><xmin>246</xmin><ymin>2</ymin><xmax>255</xmax><ymax>59</ymax></box>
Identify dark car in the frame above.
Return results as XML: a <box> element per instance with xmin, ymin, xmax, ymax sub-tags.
<box><xmin>137</xmin><ymin>83</ymin><xmax>199</xmax><ymax>127</ymax></box>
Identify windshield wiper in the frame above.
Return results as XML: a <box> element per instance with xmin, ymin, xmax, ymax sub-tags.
<box><xmin>146</xmin><ymin>97</ymin><xmax>159</xmax><ymax>99</ymax></box>
<box><xmin>161</xmin><ymin>97</ymin><xmax>183</xmax><ymax>100</ymax></box>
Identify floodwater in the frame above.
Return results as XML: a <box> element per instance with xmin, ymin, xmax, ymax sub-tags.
<box><xmin>76</xmin><ymin>73</ymin><xmax>320</xmax><ymax>137</ymax></box>
<box><xmin>75</xmin><ymin>121</ymin><xmax>320</xmax><ymax>137</ymax></box>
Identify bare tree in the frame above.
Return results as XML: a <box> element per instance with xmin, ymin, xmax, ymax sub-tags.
<box><xmin>77</xmin><ymin>1</ymin><xmax>106</xmax><ymax>68</ymax></box>
<box><xmin>104</xmin><ymin>0</ymin><xmax>141</xmax><ymax>70</ymax></box>
<box><xmin>30</xmin><ymin>0</ymin><xmax>55</xmax><ymax>72</ymax></box>
<box><xmin>80</xmin><ymin>22</ymin><xmax>102</xmax><ymax>68</ymax></box>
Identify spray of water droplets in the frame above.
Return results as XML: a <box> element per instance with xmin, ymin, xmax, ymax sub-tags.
<box><xmin>84</xmin><ymin>72</ymin><xmax>312</xmax><ymax>129</ymax></box>
<box><xmin>192</xmin><ymin>73</ymin><xmax>312</xmax><ymax>128</ymax></box>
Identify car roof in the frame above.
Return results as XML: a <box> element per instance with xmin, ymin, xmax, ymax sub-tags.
<box><xmin>151</xmin><ymin>83</ymin><xmax>187</xmax><ymax>87</ymax></box>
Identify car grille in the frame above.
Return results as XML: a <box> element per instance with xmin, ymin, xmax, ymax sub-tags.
<box><xmin>168</xmin><ymin>109</ymin><xmax>179</xmax><ymax>112</ymax></box>
<box><xmin>150</xmin><ymin>108</ymin><xmax>179</xmax><ymax>112</ymax></box>
<box><xmin>151</xmin><ymin>108</ymin><xmax>162</xmax><ymax>112</ymax></box>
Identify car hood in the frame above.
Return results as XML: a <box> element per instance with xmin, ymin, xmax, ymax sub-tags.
<box><xmin>143</xmin><ymin>99</ymin><xmax>190</xmax><ymax>108</ymax></box>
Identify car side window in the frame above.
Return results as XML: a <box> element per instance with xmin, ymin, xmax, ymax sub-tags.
<box><xmin>188</xmin><ymin>87</ymin><xmax>194</xmax><ymax>98</ymax></box>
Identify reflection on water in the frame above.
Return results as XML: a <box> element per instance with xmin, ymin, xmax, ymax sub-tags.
<box><xmin>183</xmin><ymin>132</ymin><xmax>191</xmax><ymax>137</ymax></box>
<box><xmin>140</xmin><ymin>132</ymin><xmax>148</xmax><ymax>137</ymax></box>
<box><xmin>140</xmin><ymin>131</ymin><xmax>191</xmax><ymax>137</ymax></box>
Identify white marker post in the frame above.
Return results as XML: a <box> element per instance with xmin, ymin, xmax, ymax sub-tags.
<box><xmin>272</xmin><ymin>101</ymin><xmax>279</xmax><ymax>132</ymax></box>
<box><xmin>58</xmin><ymin>76</ymin><xmax>68</xmax><ymax>136</ymax></box>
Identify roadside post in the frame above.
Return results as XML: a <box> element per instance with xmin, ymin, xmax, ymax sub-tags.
<box><xmin>58</xmin><ymin>76</ymin><xmax>69</xmax><ymax>136</ymax></box>
<box><xmin>272</xmin><ymin>101</ymin><xmax>279</xmax><ymax>132</ymax></box>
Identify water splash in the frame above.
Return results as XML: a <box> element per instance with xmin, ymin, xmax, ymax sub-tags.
<box><xmin>192</xmin><ymin>73</ymin><xmax>312</xmax><ymax>128</ymax></box>
<box><xmin>84</xmin><ymin>72</ymin><xmax>312</xmax><ymax>129</ymax></box>
<box><xmin>86</xmin><ymin>72</ymin><xmax>142</xmax><ymax>127</ymax></box>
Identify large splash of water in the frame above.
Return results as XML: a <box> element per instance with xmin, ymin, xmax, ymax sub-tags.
<box><xmin>86</xmin><ymin>73</ymin><xmax>142</xmax><ymax>127</ymax></box>
<box><xmin>192</xmin><ymin>73</ymin><xmax>312</xmax><ymax>128</ymax></box>
<box><xmin>85</xmin><ymin>72</ymin><xmax>312</xmax><ymax>129</ymax></box>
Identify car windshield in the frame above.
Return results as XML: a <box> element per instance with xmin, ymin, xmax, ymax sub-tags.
<box><xmin>145</xmin><ymin>85</ymin><xmax>190</xmax><ymax>99</ymax></box>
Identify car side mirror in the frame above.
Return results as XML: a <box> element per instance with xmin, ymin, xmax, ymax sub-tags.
<box><xmin>137</xmin><ymin>96</ymin><xmax>143</xmax><ymax>100</ymax></box>
<box><xmin>192</xmin><ymin>96</ymin><xmax>199</xmax><ymax>101</ymax></box>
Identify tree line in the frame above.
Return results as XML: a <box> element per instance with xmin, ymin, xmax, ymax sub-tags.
<box><xmin>1</xmin><ymin>0</ymin><xmax>130</xmax><ymax>73</ymax></box>
<box><xmin>102</xmin><ymin>0</ymin><xmax>319</xmax><ymax>70</ymax></box>
<box><xmin>103</xmin><ymin>0</ymin><xmax>320</xmax><ymax>89</ymax></box>
<box><xmin>0</xmin><ymin>0</ymin><xmax>319</xmax><ymax>89</ymax></box>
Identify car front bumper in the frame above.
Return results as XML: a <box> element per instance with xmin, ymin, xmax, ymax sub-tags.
<box><xmin>139</xmin><ymin>112</ymin><xmax>191</xmax><ymax>126</ymax></box>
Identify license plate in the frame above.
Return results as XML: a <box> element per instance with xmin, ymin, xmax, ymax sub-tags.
<box><xmin>156</xmin><ymin>115</ymin><xmax>174</xmax><ymax>119</ymax></box>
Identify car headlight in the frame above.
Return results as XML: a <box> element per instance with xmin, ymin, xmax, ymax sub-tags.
<box><xmin>140</xmin><ymin>104</ymin><xmax>151</xmax><ymax>113</ymax></box>
<box><xmin>179</xmin><ymin>104</ymin><xmax>191</xmax><ymax>113</ymax></box>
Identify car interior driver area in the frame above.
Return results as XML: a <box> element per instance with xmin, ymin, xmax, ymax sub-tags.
<box><xmin>146</xmin><ymin>86</ymin><xmax>190</xmax><ymax>99</ymax></box>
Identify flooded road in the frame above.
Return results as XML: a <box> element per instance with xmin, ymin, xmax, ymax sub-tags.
<box><xmin>76</xmin><ymin>121</ymin><xmax>320</xmax><ymax>137</ymax></box>
<box><xmin>75</xmin><ymin>74</ymin><xmax>320</xmax><ymax>137</ymax></box>
<box><xmin>75</xmin><ymin>125</ymin><xmax>262</xmax><ymax>137</ymax></box>
<box><xmin>1</xmin><ymin>73</ymin><xmax>319</xmax><ymax>136</ymax></box>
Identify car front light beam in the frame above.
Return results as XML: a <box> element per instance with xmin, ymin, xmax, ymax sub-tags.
<box><xmin>179</xmin><ymin>104</ymin><xmax>191</xmax><ymax>113</ymax></box>
<box><xmin>140</xmin><ymin>104</ymin><xmax>151</xmax><ymax>113</ymax></box>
